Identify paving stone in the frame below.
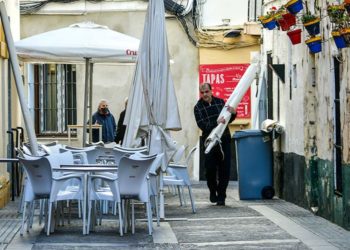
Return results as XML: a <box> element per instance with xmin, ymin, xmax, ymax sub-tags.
<box><xmin>0</xmin><ymin>182</ymin><xmax>348</xmax><ymax>250</ymax></box>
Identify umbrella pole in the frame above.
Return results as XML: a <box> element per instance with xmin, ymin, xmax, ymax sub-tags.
<box><xmin>0</xmin><ymin>2</ymin><xmax>38</xmax><ymax>155</ymax></box>
<box><xmin>88</xmin><ymin>63</ymin><xmax>94</xmax><ymax>144</ymax></box>
<box><xmin>82</xmin><ymin>57</ymin><xmax>91</xmax><ymax>147</ymax></box>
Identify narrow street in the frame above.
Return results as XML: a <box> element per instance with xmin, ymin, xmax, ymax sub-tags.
<box><xmin>1</xmin><ymin>182</ymin><xmax>349</xmax><ymax>250</ymax></box>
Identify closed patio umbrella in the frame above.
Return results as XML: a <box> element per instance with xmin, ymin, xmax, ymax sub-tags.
<box><xmin>123</xmin><ymin>0</ymin><xmax>182</xmax><ymax>218</ymax></box>
<box><xmin>204</xmin><ymin>57</ymin><xmax>259</xmax><ymax>154</ymax></box>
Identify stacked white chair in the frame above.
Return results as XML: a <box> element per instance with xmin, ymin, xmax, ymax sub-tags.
<box><xmin>163</xmin><ymin>147</ymin><xmax>197</xmax><ymax>213</ymax></box>
<box><xmin>18</xmin><ymin>152</ymin><xmax>84</xmax><ymax>236</ymax></box>
<box><xmin>83</xmin><ymin>146</ymin><xmax>148</xmax><ymax>231</ymax></box>
<box><xmin>129</xmin><ymin>152</ymin><xmax>164</xmax><ymax>226</ymax></box>
<box><xmin>87</xmin><ymin>170</ymin><xmax>123</xmax><ymax>236</ymax></box>
<box><xmin>118</xmin><ymin>155</ymin><xmax>158</xmax><ymax>235</ymax></box>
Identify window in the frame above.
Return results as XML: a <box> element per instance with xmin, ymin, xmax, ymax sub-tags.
<box><xmin>32</xmin><ymin>64</ymin><xmax>77</xmax><ymax>136</ymax></box>
<box><xmin>248</xmin><ymin>0</ymin><xmax>263</xmax><ymax>22</ymax></box>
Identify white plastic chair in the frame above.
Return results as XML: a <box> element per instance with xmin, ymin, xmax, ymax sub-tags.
<box><xmin>171</xmin><ymin>145</ymin><xmax>187</xmax><ymax>163</ymax></box>
<box><xmin>18</xmin><ymin>154</ymin><xmax>84</xmax><ymax>236</ymax></box>
<box><xmin>129</xmin><ymin>152</ymin><xmax>164</xmax><ymax>226</ymax></box>
<box><xmin>118</xmin><ymin>155</ymin><xmax>157</xmax><ymax>235</ymax></box>
<box><xmin>163</xmin><ymin>147</ymin><xmax>197</xmax><ymax>213</ymax></box>
<box><xmin>87</xmin><ymin>172</ymin><xmax>123</xmax><ymax>236</ymax></box>
<box><xmin>41</xmin><ymin>143</ymin><xmax>64</xmax><ymax>154</ymax></box>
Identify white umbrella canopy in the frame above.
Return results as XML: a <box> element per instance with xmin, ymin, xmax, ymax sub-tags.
<box><xmin>123</xmin><ymin>0</ymin><xmax>182</xmax><ymax>218</ymax></box>
<box><xmin>15</xmin><ymin>22</ymin><xmax>139</xmax><ymax>63</ymax></box>
<box><xmin>15</xmin><ymin>22</ymin><xmax>140</xmax><ymax>146</ymax></box>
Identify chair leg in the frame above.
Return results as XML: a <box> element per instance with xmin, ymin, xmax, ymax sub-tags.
<box><xmin>117</xmin><ymin>201</ymin><xmax>123</xmax><ymax>236</ymax></box>
<box><xmin>103</xmin><ymin>200</ymin><xmax>108</xmax><ymax>214</ymax></box>
<box><xmin>78</xmin><ymin>200</ymin><xmax>81</xmax><ymax>218</ymax></box>
<box><xmin>146</xmin><ymin>201</ymin><xmax>152</xmax><ymax>235</ymax></box>
<box><xmin>20</xmin><ymin>202</ymin><xmax>27</xmax><ymax>236</ymax></box>
<box><xmin>113</xmin><ymin>201</ymin><xmax>117</xmax><ymax>215</ymax></box>
<box><xmin>54</xmin><ymin>202</ymin><xmax>59</xmax><ymax>228</ymax></box>
<box><xmin>188</xmin><ymin>186</ymin><xmax>196</xmax><ymax>213</ymax></box>
<box><xmin>121</xmin><ymin>200</ymin><xmax>126</xmax><ymax>233</ymax></box>
<box><xmin>18</xmin><ymin>185</ymin><xmax>25</xmax><ymax>214</ymax></box>
<box><xmin>177</xmin><ymin>186</ymin><xmax>183</xmax><ymax>206</ymax></box>
<box><xmin>39</xmin><ymin>199</ymin><xmax>44</xmax><ymax>226</ymax></box>
<box><xmin>68</xmin><ymin>201</ymin><xmax>71</xmax><ymax>224</ymax></box>
<box><xmin>29</xmin><ymin>201</ymin><xmax>36</xmax><ymax>229</ymax></box>
<box><xmin>81</xmin><ymin>199</ymin><xmax>86</xmax><ymax>235</ymax></box>
<box><xmin>154</xmin><ymin>195</ymin><xmax>160</xmax><ymax>226</ymax></box>
<box><xmin>181</xmin><ymin>186</ymin><xmax>187</xmax><ymax>206</ymax></box>
<box><xmin>131</xmin><ymin>200</ymin><xmax>135</xmax><ymax>234</ymax></box>
<box><xmin>47</xmin><ymin>202</ymin><xmax>53</xmax><ymax>236</ymax></box>
<box><xmin>87</xmin><ymin>200</ymin><xmax>92</xmax><ymax>235</ymax></box>
<box><xmin>122</xmin><ymin>200</ymin><xmax>128</xmax><ymax>234</ymax></box>
<box><xmin>99</xmin><ymin>201</ymin><xmax>103</xmax><ymax>225</ymax></box>
<box><xmin>27</xmin><ymin>202</ymin><xmax>34</xmax><ymax>232</ymax></box>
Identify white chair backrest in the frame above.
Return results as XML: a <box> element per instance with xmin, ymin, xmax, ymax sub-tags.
<box><xmin>114</xmin><ymin>145</ymin><xmax>148</xmax><ymax>153</ymax></box>
<box><xmin>130</xmin><ymin>152</ymin><xmax>164</xmax><ymax>175</ymax></box>
<box><xmin>46</xmin><ymin>151</ymin><xmax>75</xmax><ymax>169</ymax></box>
<box><xmin>41</xmin><ymin>143</ymin><xmax>64</xmax><ymax>154</ymax></box>
<box><xmin>118</xmin><ymin>156</ymin><xmax>156</xmax><ymax>202</ymax></box>
<box><xmin>171</xmin><ymin>145</ymin><xmax>187</xmax><ymax>163</ymax></box>
<box><xmin>72</xmin><ymin>147</ymin><xmax>103</xmax><ymax>164</ymax></box>
<box><xmin>64</xmin><ymin>145</ymin><xmax>96</xmax><ymax>151</ymax></box>
<box><xmin>185</xmin><ymin>147</ymin><xmax>197</xmax><ymax>166</ymax></box>
<box><xmin>167</xmin><ymin>147</ymin><xmax>196</xmax><ymax>185</ymax></box>
<box><xmin>84</xmin><ymin>146</ymin><xmax>128</xmax><ymax>164</ymax></box>
<box><xmin>18</xmin><ymin>156</ymin><xmax>52</xmax><ymax>198</ymax></box>
<box><xmin>22</xmin><ymin>144</ymin><xmax>48</xmax><ymax>156</ymax></box>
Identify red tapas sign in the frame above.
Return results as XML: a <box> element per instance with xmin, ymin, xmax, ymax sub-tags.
<box><xmin>199</xmin><ymin>64</ymin><xmax>251</xmax><ymax>119</ymax></box>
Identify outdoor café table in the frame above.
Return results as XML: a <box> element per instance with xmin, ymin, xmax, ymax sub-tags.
<box><xmin>57</xmin><ymin>164</ymin><xmax>118</xmax><ymax>235</ymax></box>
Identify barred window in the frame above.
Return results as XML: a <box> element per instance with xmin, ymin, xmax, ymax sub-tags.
<box><xmin>31</xmin><ymin>64</ymin><xmax>77</xmax><ymax>136</ymax></box>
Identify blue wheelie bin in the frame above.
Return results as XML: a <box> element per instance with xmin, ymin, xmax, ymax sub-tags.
<box><xmin>233</xmin><ymin>130</ymin><xmax>274</xmax><ymax>200</ymax></box>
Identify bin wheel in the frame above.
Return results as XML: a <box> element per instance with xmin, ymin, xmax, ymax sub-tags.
<box><xmin>261</xmin><ymin>186</ymin><xmax>275</xmax><ymax>199</ymax></box>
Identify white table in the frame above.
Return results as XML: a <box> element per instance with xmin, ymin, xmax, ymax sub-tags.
<box><xmin>56</xmin><ymin>164</ymin><xmax>118</xmax><ymax>235</ymax></box>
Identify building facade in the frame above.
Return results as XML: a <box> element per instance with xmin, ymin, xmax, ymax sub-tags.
<box><xmin>260</xmin><ymin>0</ymin><xmax>350</xmax><ymax>229</ymax></box>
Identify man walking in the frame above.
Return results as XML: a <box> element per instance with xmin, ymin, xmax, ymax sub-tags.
<box><xmin>194</xmin><ymin>83</ymin><xmax>236</xmax><ymax>206</ymax></box>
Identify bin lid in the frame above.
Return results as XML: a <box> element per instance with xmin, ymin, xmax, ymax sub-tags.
<box><xmin>233</xmin><ymin>129</ymin><xmax>265</xmax><ymax>139</ymax></box>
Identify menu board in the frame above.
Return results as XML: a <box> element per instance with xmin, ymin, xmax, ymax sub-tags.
<box><xmin>199</xmin><ymin>64</ymin><xmax>251</xmax><ymax>118</ymax></box>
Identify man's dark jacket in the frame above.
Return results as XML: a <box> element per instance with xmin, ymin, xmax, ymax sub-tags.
<box><xmin>90</xmin><ymin>111</ymin><xmax>116</xmax><ymax>143</ymax></box>
<box><xmin>194</xmin><ymin>96</ymin><xmax>236</xmax><ymax>141</ymax></box>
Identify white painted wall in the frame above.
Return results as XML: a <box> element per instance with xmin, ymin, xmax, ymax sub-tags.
<box><xmin>201</xmin><ymin>0</ymin><xmax>247</xmax><ymax>27</ymax></box>
<box><xmin>261</xmin><ymin>0</ymin><xmax>349</xmax><ymax>163</ymax></box>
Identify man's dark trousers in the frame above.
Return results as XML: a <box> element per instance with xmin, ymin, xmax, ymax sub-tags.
<box><xmin>204</xmin><ymin>137</ymin><xmax>231</xmax><ymax>202</ymax></box>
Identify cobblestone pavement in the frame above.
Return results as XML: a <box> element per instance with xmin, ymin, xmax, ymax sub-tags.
<box><xmin>1</xmin><ymin>182</ymin><xmax>349</xmax><ymax>250</ymax></box>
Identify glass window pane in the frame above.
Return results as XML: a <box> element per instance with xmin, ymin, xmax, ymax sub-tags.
<box><xmin>34</xmin><ymin>63</ymin><xmax>77</xmax><ymax>135</ymax></box>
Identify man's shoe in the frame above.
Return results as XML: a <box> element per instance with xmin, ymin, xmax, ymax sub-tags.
<box><xmin>210</xmin><ymin>193</ymin><xmax>218</xmax><ymax>203</ymax></box>
<box><xmin>216</xmin><ymin>200</ymin><xmax>225</xmax><ymax>206</ymax></box>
